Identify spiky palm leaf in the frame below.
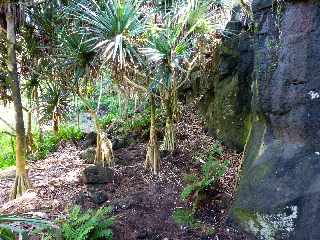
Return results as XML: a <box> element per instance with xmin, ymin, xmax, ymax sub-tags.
<box><xmin>38</xmin><ymin>82</ymin><xmax>70</xmax><ymax>124</ymax></box>
<box><xmin>69</xmin><ymin>0</ymin><xmax>146</xmax><ymax>70</ymax></box>
<box><xmin>140</xmin><ymin>0</ymin><xmax>219</xmax><ymax>88</ymax></box>
<box><xmin>57</xmin><ymin>29</ymin><xmax>96</xmax><ymax>82</ymax></box>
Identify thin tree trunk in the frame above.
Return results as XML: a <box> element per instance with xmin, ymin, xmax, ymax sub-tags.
<box><xmin>52</xmin><ymin>111</ymin><xmax>59</xmax><ymax>135</ymax></box>
<box><xmin>26</xmin><ymin>110</ymin><xmax>35</xmax><ymax>154</ymax></box>
<box><xmin>145</xmin><ymin>94</ymin><xmax>160</xmax><ymax>174</ymax></box>
<box><xmin>163</xmin><ymin>89</ymin><xmax>176</xmax><ymax>151</ymax></box>
<box><xmin>7</xmin><ymin>4</ymin><xmax>31</xmax><ymax>199</ymax></box>
<box><xmin>91</xmin><ymin>111</ymin><xmax>114</xmax><ymax>167</ymax></box>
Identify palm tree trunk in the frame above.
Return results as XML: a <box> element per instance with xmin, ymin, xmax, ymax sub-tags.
<box><xmin>163</xmin><ymin>89</ymin><xmax>176</xmax><ymax>151</ymax></box>
<box><xmin>6</xmin><ymin>4</ymin><xmax>31</xmax><ymax>199</ymax></box>
<box><xmin>145</xmin><ymin>94</ymin><xmax>160</xmax><ymax>174</ymax></box>
<box><xmin>52</xmin><ymin>111</ymin><xmax>59</xmax><ymax>135</ymax></box>
<box><xmin>91</xmin><ymin>111</ymin><xmax>114</xmax><ymax>167</ymax></box>
<box><xmin>26</xmin><ymin>109</ymin><xmax>35</xmax><ymax>154</ymax></box>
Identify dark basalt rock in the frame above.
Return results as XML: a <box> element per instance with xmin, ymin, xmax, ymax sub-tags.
<box><xmin>90</xmin><ymin>191</ymin><xmax>109</xmax><ymax>205</ymax></box>
<box><xmin>230</xmin><ymin>1</ymin><xmax>320</xmax><ymax>239</ymax></box>
<box><xmin>80</xmin><ymin>131</ymin><xmax>97</xmax><ymax>149</ymax></box>
<box><xmin>198</xmin><ymin>4</ymin><xmax>254</xmax><ymax>151</ymax></box>
<box><xmin>80</xmin><ymin>165</ymin><xmax>114</xmax><ymax>184</ymax></box>
<box><xmin>80</xmin><ymin>147</ymin><xmax>95</xmax><ymax>164</ymax></box>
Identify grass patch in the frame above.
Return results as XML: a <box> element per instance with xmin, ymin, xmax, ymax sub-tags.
<box><xmin>0</xmin><ymin>133</ymin><xmax>16</xmax><ymax>170</ymax></box>
<box><xmin>32</xmin><ymin>125</ymin><xmax>84</xmax><ymax>160</ymax></box>
<box><xmin>0</xmin><ymin>125</ymin><xmax>84</xmax><ymax>170</ymax></box>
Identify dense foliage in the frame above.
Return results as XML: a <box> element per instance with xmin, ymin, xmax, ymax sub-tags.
<box><xmin>0</xmin><ymin>0</ymin><xmax>236</xmax><ymax>238</ymax></box>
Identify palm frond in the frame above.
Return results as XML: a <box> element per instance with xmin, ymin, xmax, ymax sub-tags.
<box><xmin>69</xmin><ymin>0</ymin><xmax>146</xmax><ymax>69</ymax></box>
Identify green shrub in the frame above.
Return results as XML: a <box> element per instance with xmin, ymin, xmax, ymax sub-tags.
<box><xmin>0</xmin><ymin>134</ymin><xmax>15</xmax><ymax>169</ymax></box>
<box><xmin>57</xmin><ymin>125</ymin><xmax>84</xmax><ymax>141</ymax></box>
<box><xmin>99</xmin><ymin>112</ymin><xmax>117</xmax><ymax>129</ymax></box>
<box><xmin>32</xmin><ymin>125</ymin><xmax>84</xmax><ymax>160</ymax></box>
<box><xmin>172</xmin><ymin>209</ymin><xmax>216</xmax><ymax>235</ymax></box>
<box><xmin>181</xmin><ymin>143</ymin><xmax>229</xmax><ymax>212</ymax></box>
<box><xmin>46</xmin><ymin>206</ymin><xmax>114</xmax><ymax>240</ymax></box>
<box><xmin>0</xmin><ymin>125</ymin><xmax>85</xmax><ymax>169</ymax></box>
<box><xmin>123</xmin><ymin>112</ymin><xmax>150</xmax><ymax>133</ymax></box>
<box><xmin>172</xmin><ymin>208</ymin><xmax>200</xmax><ymax>228</ymax></box>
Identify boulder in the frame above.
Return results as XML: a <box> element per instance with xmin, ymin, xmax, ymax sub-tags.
<box><xmin>80</xmin><ymin>147</ymin><xmax>96</xmax><ymax>164</ymax></box>
<box><xmin>230</xmin><ymin>1</ymin><xmax>320</xmax><ymax>239</ymax></box>
<box><xmin>90</xmin><ymin>191</ymin><xmax>109</xmax><ymax>205</ymax></box>
<box><xmin>80</xmin><ymin>165</ymin><xmax>114</xmax><ymax>184</ymax></box>
<box><xmin>80</xmin><ymin>131</ymin><xmax>97</xmax><ymax>149</ymax></box>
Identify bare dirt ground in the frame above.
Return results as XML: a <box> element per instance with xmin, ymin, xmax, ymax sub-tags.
<box><xmin>0</xmin><ymin>105</ymin><xmax>247</xmax><ymax>240</ymax></box>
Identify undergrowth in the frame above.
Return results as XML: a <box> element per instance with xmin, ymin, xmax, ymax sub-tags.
<box><xmin>31</xmin><ymin>125</ymin><xmax>84</xmax><ymax>160</ymax></box>
<box><xmin>0</xmin><ymin>133</ymin><xmax>15</xmax><ymax>169</ymax></box>
<box><xmin>0</xmin><ymin>206</ymin><xmax>114</xmax><ymax>240</ymax></box>
<box><xmin>0</xmin><ymin>125</ymin><xmax>84</xmax><ymax>170</ymax></box>
<box><xmin>173</xmin><ymin>143</ymin><xmax>229</xmax><ymax>234</ymax></box>
<box><xmin>45</xmin><ymin>205</ymin><xmax>114</xmax><ymax>240</ymax></box>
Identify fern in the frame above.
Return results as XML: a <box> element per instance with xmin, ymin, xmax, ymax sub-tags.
<box><xmin>180</xmin><ymin>143</ymin><xmax>230</xmax><ymax>212</ymax></box>
<box><xmin>172</xmin><ymin>209</ymin><xmax>200</xmax><ymax>228</ymax></box>
<box><xmin>181</xmin><ymin>185</ymin><xmax>196</xmax><ymax>201</ymax></box>
<box><xmin>47</xmin><ymin>206</ymin><xmax>114</xmax><ymax>240</ymax></box>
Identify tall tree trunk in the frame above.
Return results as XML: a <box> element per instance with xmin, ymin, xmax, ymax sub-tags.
<box><xmin>7</xmin><ymin>4</ymin><xmax>31</xmax><ymax>199</ymax></box>
<box><xmin>145</xmin><ymin>94</ymin><xmax>160</xmax><ymax>174</ymax></box>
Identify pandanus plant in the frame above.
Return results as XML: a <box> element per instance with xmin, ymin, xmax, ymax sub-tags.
<box><xmin>55</xmin><ymin>26</ymin><xmax>116</xmax><ymax>167</ymax></box>
<box><xmin>1</xmin><ymin>2</ymin><xmax>32</xmax><ymax>199</ymax></box>
<box><xmin>38</xmin><ymin>81</ymin><xmax>70</xmax><ymax>135</ymax></box>
<box><xmin>68</xmin><ymin>0</ymin><xmax>148</xmax><ymax>167</ymax></box>
<box><xmin>69</xmin><ymin>0</ymin><xmax>165</xmax><ymax>172</ymax></box>
<box><xmin>141</xmin><ymin>0</ymin><xmax>219</xmax><ymax>151</ymax></box>
<box><xmin>70</xmin><ymin>0</ymin><xmax>146</xmax><ymax>118</ymax></box>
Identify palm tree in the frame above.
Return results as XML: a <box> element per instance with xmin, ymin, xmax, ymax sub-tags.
<box><xmin>71</xmin><ymin>0</ymin><xmax>166</xmax><ymax>173</ymax></box>
<box><xmin>38</xmin><ymin>81</ymin><xmax>70</xmax><ymax>134</ymax></box>
<box><xmin>67</xmin><ymin>0</ymin><xmax>148</xmax><ymax>167</ymax></box>
<box><xmin>3</xmin><ymin>2</ymin><xmax>31</xmax><ymax>199</ymax></box>
<box><xmin>141</xmin><ymin>0</ymin><xmax>218</xmax><ymax>151</ymax></box>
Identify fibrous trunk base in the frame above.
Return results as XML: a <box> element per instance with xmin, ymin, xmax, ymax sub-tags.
<box><xmin>164</xmin><ymin>119</ymin><xmax>175</xmax><ymax>151</ymax></box>
<box><xmin>10</xmin><ymin>174</ymin><xmax>31</xmax><ymax>199</ymax></box>
<box><xmin>95</xmin><ymin>133</ymin><xmax>114</xmax><ymax>167</ymax></box>
<box><xmin>145</xmin><ymin>139</ymin><xmax>160</xmax><ymax>175</ymax></box>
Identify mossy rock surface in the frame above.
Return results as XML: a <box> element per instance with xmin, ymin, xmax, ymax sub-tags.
<box><xmin>230</xmin><ymin>1</ymin><xmax>320</xmax><ymax>239</ymax></box>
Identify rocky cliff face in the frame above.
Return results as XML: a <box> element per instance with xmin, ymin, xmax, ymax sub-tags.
<box><xmin>189</xmin><ymin>5</ymin><xmax>254</xmax><ymax>151</ymax></box>
<box><xmin>230</xmin><ymin>1</ymin><xmax>320</xmax><ymax>239</ymax></box>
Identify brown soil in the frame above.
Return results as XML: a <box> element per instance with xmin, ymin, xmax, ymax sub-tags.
<box><xmin>0</xmin><ymin>105</ymin><xmax>247</xmax><ymax>240</ymax></box>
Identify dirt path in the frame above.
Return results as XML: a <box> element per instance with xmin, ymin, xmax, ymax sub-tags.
<box><xmin>0</xmin><ymin>106</ymin><xmax>246</xmax><ymax>240</ymax></box>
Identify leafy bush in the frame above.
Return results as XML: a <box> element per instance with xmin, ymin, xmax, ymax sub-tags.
<box><xmin>57</xmin><ymin>125</ymin><xmax>84</xmax><ymax>142</ymax></box>
<box><xmin>32</xmin><ymin>125</ymin><xmax>84</xmax><ymax>160</ymax></box>
<box><xmin>172</xmin><ymin>208</ymin><xmax>200</xmax><ymax>228</ymax></box>
<box><xmin>181</xmin><ymin>143</ymin><xmax>229</xmax><ymax>212</ymax></box>
<box><xmin>0</xmin><ymin>134</ymin><xmax>15</xmax><ymax>169</ymax></box>
<box><xmin>172</xmin><ymin>209</ymin><xmax>216</xmax><ymax>235</ymax></box>
<box><xmin>46</xmin><ymin>206</ymin><xmax>114</xmax><ymax>240</ymax></box>
<box><xmin>123</xmin><ymin>112</ymin><xmax>150</xmax><ymax>134</ymax></box>
<box><xmin>99</xmin><ymin>112</ymin><xmax>117</xmax><ymax>129</ymax></box>
<box><xmin>0</xmin><ymin>125</ymin><xmax>84</xmax><ymax>169</ymax></box>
